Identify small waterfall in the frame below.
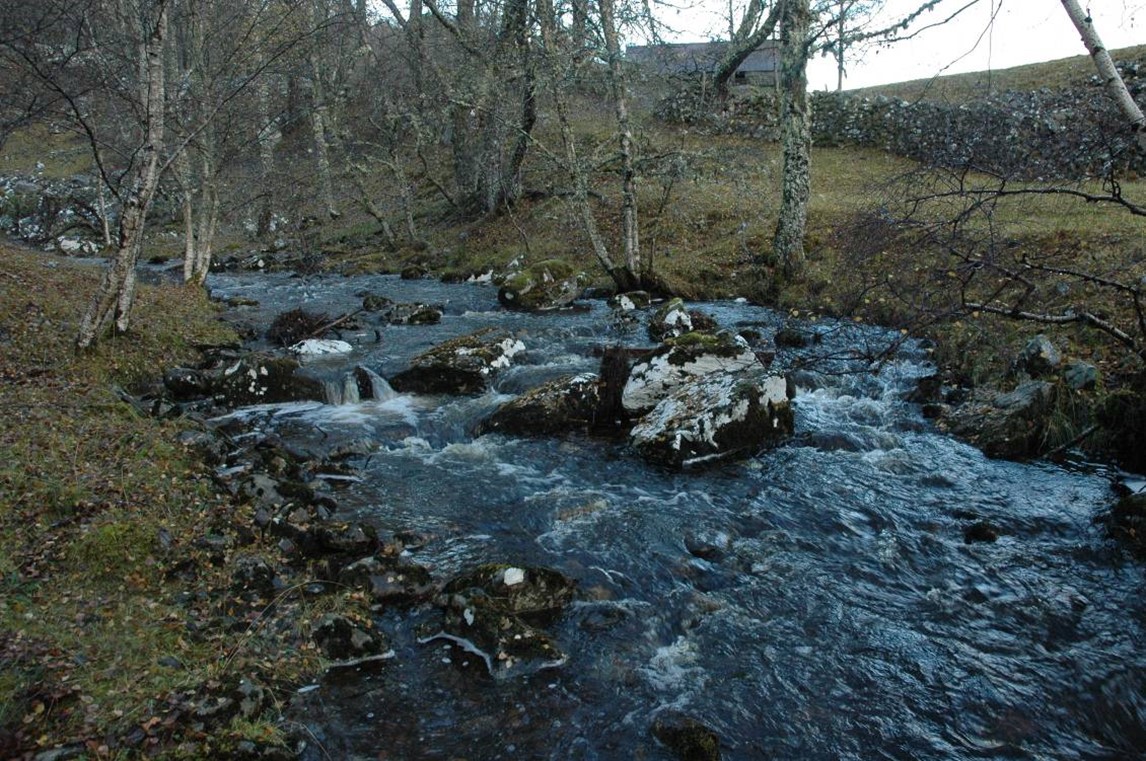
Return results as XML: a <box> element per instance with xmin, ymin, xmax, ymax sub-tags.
<box><xmin>358</xmin><ymin>365</ymin><xmax>398</xmax><ymax>402</ymax></box>
<box><xmin>322</xmin><ymin>373</ymin><xmax>362</xmax><ymax>405</ymax></box>
<box><xmin>322</xmin><ymin>366</ymin><xmax>399</xmax><ymax>405</ymax></box>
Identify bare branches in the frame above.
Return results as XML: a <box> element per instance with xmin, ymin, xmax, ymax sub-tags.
<box><xmin>963</xmin><ymin>300</ymin><xmax>1142</xmax><ymax>357</ymax></box>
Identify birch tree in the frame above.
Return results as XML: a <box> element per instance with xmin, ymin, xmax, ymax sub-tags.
<box><xmin>1060</xmin><ymin>0</ymin><xmax>1146</xmax><ymax>151</ymax></box>
<box><xmin>76</xmin><ymin>0</ymin><xmax>169</xmax><ymax>349</ymax></box>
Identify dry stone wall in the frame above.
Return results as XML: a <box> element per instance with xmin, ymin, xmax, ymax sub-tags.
<box><xmin>660</xmin><ymin>60</ymin><xmax>1146</xmax><ymax>181</ymax></box>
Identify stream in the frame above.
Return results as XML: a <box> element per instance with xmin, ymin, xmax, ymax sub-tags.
<box><xmin>206</xmin><ymin>270</ymin><xmax>1145</xmax><ymax>760</ymax></box>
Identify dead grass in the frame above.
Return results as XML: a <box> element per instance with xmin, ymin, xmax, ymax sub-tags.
<box><xmin>849</xmin><ymin>44</ymin><xmax>1146</xmax><ymax>102</ymax></box>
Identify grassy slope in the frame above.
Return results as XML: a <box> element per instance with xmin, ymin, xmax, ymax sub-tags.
<box><xmin>0</xmin><ymin>249</ymin><xmax>354</xmax><ymax>757</ymax></box>
<box><xmin>848</xmin><ymin>44</ymin><xmax>1146</xmax><ymax>101</ymax></box>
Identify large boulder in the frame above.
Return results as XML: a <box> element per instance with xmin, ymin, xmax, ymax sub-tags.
<box><xmin>942</xmin><ymin>380</ymin><xmax>1058</xmax><ymax>459</ymax></box>
<box><xmin>630</xmin><ymin>371</ymin><xmax>793</xmax><ymax>469</ymax></box>
<box><xmin>213</xmin><ymin>356</ymin><xmax>327</xmax><ymax>406</ymax></box>
<box><xmin>497</xmin><ymin>259</ymin><xmax>587</xmax><ymax>311</ymax></box>
<box><xmin>312</xmin><ymin>613</ymin><xmax>388</xmax><ymax>661</ymax></box>
<box><xmin>478</xmin><ymin>373</ymin><xmax>601</xmax><ymax>436</ymax></box>
<box><xmin>388</xmin><ymin>328</ymin><xmax>526</xmax><ymax>395</ymax></box>
<box><xmin>623</xmin><ymin>332</ymin><xmax>764</xmax><ymax>415</ymax></box>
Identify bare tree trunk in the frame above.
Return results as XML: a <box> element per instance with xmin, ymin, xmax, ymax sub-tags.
<box><xmin>177</xmin><ymin>147</ymin><xmax>195</xmax><ymax>282</ymax></box>
<box><xmin>77</xmin><ymin>2</ymin><xmax>168</xmax><ymax>350</ymax></box>
<box><xmin>188</xmin><ymin>130</ymin><xmax>219</xmax><ymax>284</ymax></box>
<box><xmin>310</xmin><ymin>60</ymin><xmax>338</xmax><ymax>219</ymax></box>
<box><xmin>836</xmin><ymin>0</ymin><xmax>846</xmax><ymax>92</ymax></box>
<box><xmin>1060</xmin><ymin>0</ymin><xmax>1146</xmax><ymax>150</ymax></box>
<box><xmin>772</xmin><ymin>0</ymin><xmax>811</xmax><ymax>276</ymax></box>
<box><xmin>256</xmin><ymin>78</ymin><xmax>276</xmax><ymax>238</ymax></box>
<box><xmin>599</xmin><ymin>0</ymin><xmax>641</xmax><ymax>277</ymax></box>
<box><xmin>539</xmin><ymin>0</ymin><xmax>638</xmax><ymax>293</ymax></box>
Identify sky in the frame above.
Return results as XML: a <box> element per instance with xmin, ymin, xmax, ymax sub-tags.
<box><xmin>655</xmin><ymin>0</ymin><xmax>1146</xmax><ymax>90</ymax></box>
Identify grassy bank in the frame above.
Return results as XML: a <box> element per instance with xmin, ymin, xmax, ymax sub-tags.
<box><xmin>0</xmin><ymin>247</ymin><xmax>347</xmax><ymax>757</ymax></box>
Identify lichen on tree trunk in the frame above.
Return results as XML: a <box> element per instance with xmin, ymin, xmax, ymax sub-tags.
<box><xmin>771</xmin><ymin>0</ymin><xmax>812</xmax><ymax>277</ymax></box>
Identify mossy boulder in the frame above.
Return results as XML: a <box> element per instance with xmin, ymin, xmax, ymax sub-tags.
<box><xmin>338</xmin><ymin>554</ymin><xmax>438</xmax><ymax>605</ymax></box>
<box><xmin>1105</xmin><ymin>493</ymin><xmax>1146</xmax><ymax>558</ymax></box>
<box><xmin>208</xmin><ymin>355</ymin><xmax>326</xmax><ymax>407</ymax></box>
<box><xmin>479</xmin><ymin>373</ymin><xmax>601</xmax><ymax>436</ymax></box>
<box><xmin>497</xmin><ymin>259</ymin><xmax>587</xmax><ymax>311</ymax></box>
<box><xmin>648</xmin><ymin>298</ymin><xmax>694</xmax><ymax>342</ymax></box>
<box><xmin>388</xmin><ymin>328</ymin><xmax>526</xmax><ymax>395</ymax></box>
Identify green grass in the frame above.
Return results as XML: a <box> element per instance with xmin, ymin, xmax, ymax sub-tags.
<box><xmin>0</xmin><ymin>246</ymin><xmax>361</xmax><ymax>756</ymax></box>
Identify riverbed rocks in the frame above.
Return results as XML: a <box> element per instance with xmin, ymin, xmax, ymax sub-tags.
<box><xmin>478</xmin><ymin>373</ymin><xmax>601</xmax><ymax>436</ymax></box>
<box><xmin>942</xmin><ymin>380</ymin><xmax>1058</xmax><ymax>459</ymax></box>
<box><xmin>421</xmin><ymin>564</ymin><xmax>576</xmax><ymax>678</ymax></box>
<box><xmin>497</xmin><ymin>258</ymin><xmax>587</xmax><ymax>311</ymax></box>
<box><xmin>631</xmin><ymin>371</ymin><xmax>794</xmax><ymax>469</ymax></box>
<box><xmin>388</xmin><ymin>327</ymin><xmax>526</xmax><ymax>395</ymax></box>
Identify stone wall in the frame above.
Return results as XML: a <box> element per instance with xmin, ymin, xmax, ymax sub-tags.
<box><xmin>660</xmin><ymin>60</ymin><xmax>1146</xmax><ymax>181</ymax></box>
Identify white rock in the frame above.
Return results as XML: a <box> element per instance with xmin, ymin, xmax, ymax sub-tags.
<box><xmin>502</xmin><ymin>567</ymin><xmax>526</xmax><ymax>586</ymax></box>
<box><xmin>622</xmin><ymin>345</ymin><xmax>762</xmax><ymax>414</ymax></box>
<box><xmin>289</xmin><ymin>339</ymin><xmax>354</xmax><ymax>356</ymax></box>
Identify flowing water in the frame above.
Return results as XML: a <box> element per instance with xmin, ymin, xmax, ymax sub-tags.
<box><xmin>207</xmin><ymin>271</ymin><xmax>1145</xmax><ymax>760</ymax></box>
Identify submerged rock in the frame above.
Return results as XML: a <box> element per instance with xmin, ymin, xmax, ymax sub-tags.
<box><xmin>361</xmin><ymin>293</ymin><xmax>443</xmax><ymax>325</ymax></box>
<box><xmin>623</xmin><ymin>332</ymin><xmax>764</xmax><ymax>415</ymax></box>
<box><xmin>630</xmin><ymin>371</ymin><xmax>793</xmax><ymax>469</ymax></box>
<box><xmin>479</xmin><ymin>373</ymin><xmax>601</xmax><ymax>436</ymax></box>
<box><xmin>421</xmin><ymin>564</ymin><xmax>576</xmax><ymax>679</ymax></box>
<box><xmin>388</xmin><ymin>328</ymin><xmax>526</xmax><ymax>395</ymax></box>
<box><xmin>651</xmin><ymin>714</ymin><xmax>722</xmax><ymax>761</ymax></box>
